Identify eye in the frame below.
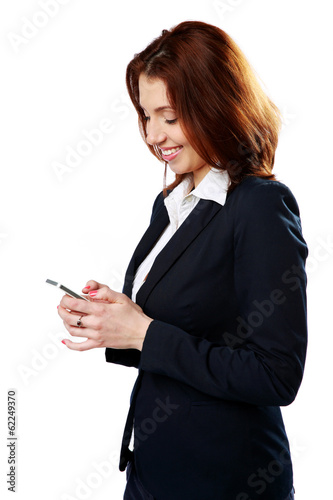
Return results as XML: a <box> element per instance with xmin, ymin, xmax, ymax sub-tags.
<box><xmin>143</xmin><ymin>115</ymin><xmax>150</xmax><ymax>122</ymax></box>
<box><xmin>165</xmin><ymin>118</ymin><xmax>178</xmax><ymax>125</ymax></box>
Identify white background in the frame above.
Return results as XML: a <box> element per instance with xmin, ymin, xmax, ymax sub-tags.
<box><xmin>0</xmin><ymin>0</ymin><xmax>332</xmax><ymax>499</ymax></box>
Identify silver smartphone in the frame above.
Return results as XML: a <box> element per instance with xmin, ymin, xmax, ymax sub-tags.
<box><xmin>46</xmin><ymin>279</ymin><xmax>89</xmax><ymax>301</ymax></box>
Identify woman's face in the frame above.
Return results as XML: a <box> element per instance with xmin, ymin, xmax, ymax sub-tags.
<box><xmin>138</xmin><ymin>73</ymin><xmax>210</xmax><ymax>187</ymax></box>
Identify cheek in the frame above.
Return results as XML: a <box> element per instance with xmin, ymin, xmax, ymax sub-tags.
<box><xmin>173</xmin><ymin>126</ymin><xmax>188</xmax><ymax>146</ymax></box>
<box><xmin>188</xmin><ymin>149</ymin><xmax>202</xmax><ymax>166</ymax></box>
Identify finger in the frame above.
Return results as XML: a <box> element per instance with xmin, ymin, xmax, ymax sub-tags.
<box><xmin>82</xmin><ymin>280</ymin><xmax>105</xmax><ymax>293</ymax></box>
<box><xmin>88</xmin><ymin>286</ymin><xmax>121</xmax><ymax>303</ymax></box>
<box><xmin>58</xmin><ymin>306</ymin><xmax>88</xmax><ymax>328</ymax></box>
<box><xmin>57</xmin><ymin>304</ymin><xmax>87</xmax><ymax>333</ymax></box>
<box><xmin>57</xmin><ymin>305</ymin><xmax>82</xmax><ymax>321</ymax></box>
<box><xmin>62</xmin><ymin>318</ymin><xmax>102</xmax><ymax>339</ymax></box>
<box><xmin>59</xmin><ymin>305</ymin><xmax>105</xmax><ymax>340</ymax></box>
<box><xmin>60</xmin><ymin>294</ymin><xmax>93</xmax><ymax>314</ymax></box>
<box><xmin>61</xmin><ymin>338</ymin><xmax>101</xmax><ymax>351</ymax></box>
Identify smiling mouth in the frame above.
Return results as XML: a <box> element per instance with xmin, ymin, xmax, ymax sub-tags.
<box><xmin>160</xmin><ymin>146</ymin><xmax>183</xmax><ymax>156</ymax></box>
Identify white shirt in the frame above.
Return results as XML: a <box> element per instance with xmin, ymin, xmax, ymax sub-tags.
<box><xmin>131</xmin><ymin>168</ymin><xmax>230</xmax><ymax>302</ymax></box>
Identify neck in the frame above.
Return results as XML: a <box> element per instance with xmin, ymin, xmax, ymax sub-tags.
<box><xmin>193</xmin><ymin>165</ymin><xmax>211</xmax><ymax>188</ymax></box>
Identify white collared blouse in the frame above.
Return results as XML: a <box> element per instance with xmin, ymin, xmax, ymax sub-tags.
<box><xmin>131</xmin><ymin>168</ymin><xmax>230</xmax><ymax>302</ymax></box>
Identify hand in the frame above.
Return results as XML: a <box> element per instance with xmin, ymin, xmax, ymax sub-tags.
<box><xmin>57</xmin><ymin>280</ymin><xmax>153</xmax><ymax>352</ymax></box>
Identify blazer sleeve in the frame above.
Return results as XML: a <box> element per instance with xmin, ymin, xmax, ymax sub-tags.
<box><xmin>139</xmin><ymin>180</ymin><xmax>308</xmax><ymax>406</ymax></box>
<box><xmin>105</xmin><ymin>191</ymin><xmax>164</xmax><ymax>368</ymax></box>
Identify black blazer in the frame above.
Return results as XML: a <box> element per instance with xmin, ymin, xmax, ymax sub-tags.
<box><xmin>105</xmin><ymin>176</ymin><xmax>308</xmax><ymax>500</ymax></box>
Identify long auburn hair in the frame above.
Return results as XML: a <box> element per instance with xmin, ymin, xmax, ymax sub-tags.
<box><xmin>126</xmin><ymin>21</ymin><xmax>281</xmax><ymax>196</ymax></box>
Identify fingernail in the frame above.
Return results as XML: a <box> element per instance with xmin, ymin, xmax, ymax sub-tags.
<box><xmin>61</xmin><ymin>340</ymin><xmax>66</xmax><ymax>345</ymax></box>
<box><xmin>89</xmin><ymin>291</ymin><xmax>97</xmax><ymax>297</ymax></box>
<box><xmin>57</xmin><ymin>305</ymin><xmax>59</xmax><ymax>309</ymax></box>
<box><xmin>84</xmin><ymin>285</ymin><xmax>91</xmax><ymax>289</ymax></box>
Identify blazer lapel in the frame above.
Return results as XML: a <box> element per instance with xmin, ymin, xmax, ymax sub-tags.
<box><xmin>122</xmin><ymin>203</ymin><xmax>170</xmax><ymax>298</ymax></box>
<box><xmin>134</xmin><ymin>198</ymin><xmax>222</xmax><ymax>308</ymax></box>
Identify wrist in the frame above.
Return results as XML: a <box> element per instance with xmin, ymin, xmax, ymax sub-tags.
<box><xmin>133</xmin><ymin>315</ymin><xmax>154</xmax><ymax>351</ymax></box>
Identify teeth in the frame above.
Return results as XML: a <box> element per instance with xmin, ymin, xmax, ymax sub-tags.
<box><xmin>162</xmin><ymin>147</ymin><xmax>182</xmax><ymax>156</ymax></box>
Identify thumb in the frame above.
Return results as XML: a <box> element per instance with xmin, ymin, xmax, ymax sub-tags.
<box><xmin>82</xmin><ymin>280</ymin><xmax>105</xmax><ymax>293</ymax></box>
<box><xmin>88</xmin><ymin>286</ymin><xmax>121</xmax><ymax>303</ymax></box>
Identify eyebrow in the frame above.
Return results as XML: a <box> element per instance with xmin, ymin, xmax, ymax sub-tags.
<box><xmin>140</xmin><ymin>105</ymin><xmax>175</xmax><ymax>113</ymax></box>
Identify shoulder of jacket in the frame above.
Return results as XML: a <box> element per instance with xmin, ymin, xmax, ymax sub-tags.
<box><xmin>231</xmin><ymin>176</ymin><xmax>297</xmax><ymax>209</ymax></box>
<box><xmin>229</xmin><ymin>176</ymin><xmax>300</xmax><ymax>223</ymax></box>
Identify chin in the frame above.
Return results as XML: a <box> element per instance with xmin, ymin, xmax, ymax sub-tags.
<box><xmin>168</xmin><ymin>164</ymin><xmax>191</xmax><ymax>175</ymax></box>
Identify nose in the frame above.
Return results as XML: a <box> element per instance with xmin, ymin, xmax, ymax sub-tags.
<box><xmin>145</xmin><ymin>118</ymin><xmax>167</xmax><ymax>146</ymax></box>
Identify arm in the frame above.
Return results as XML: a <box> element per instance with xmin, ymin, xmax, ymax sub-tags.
<box><xmin>139</xmin><ymin>181</ymin><xmax>308</xmax><ymax>406</ymax></box>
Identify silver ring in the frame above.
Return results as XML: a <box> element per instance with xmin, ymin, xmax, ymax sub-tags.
<box><xmin>77</xmin><ymin>315</ymin><xmax>83</xmax><ymax>327</ymax></box>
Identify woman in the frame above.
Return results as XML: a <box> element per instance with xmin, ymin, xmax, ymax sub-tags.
<box><xmin>58</xmin><ymin>21</ymin><xmax>307</xmax><ymax>499</ymax></box>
